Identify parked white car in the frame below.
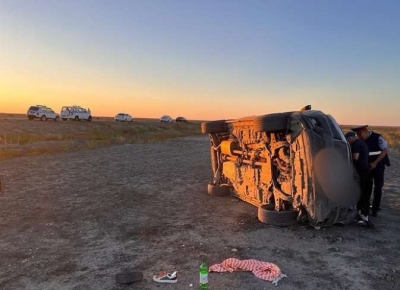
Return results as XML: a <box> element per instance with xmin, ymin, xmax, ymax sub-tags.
<box><xmin>61</xmin><ymin>106</ymin><xmax>92</xmax><ymax>121</ymax></box>
<box><xmin>160</xmin><ymin>115</ymin><xmax>173</xmax><ymax>123</ymax></box>
<box><xmin>27</xmin><ymin>105</ymin><xmax>60</xmax><ymax>121</ymax></box>
<box><xmin>115</xmin><ymin>113</ymin><xmax>133</xmax><ymax>122</ymax></box>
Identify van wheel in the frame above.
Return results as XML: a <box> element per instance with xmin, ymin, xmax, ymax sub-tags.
<box><xmin>87</xmin><ymin>116</ymin><xmax>92</xmax><ymax>122</ymax></box>
<box><xmin>41</xmin><ymin>115</ymin><xmax>47</xmax><ymax>121</ymax></box>
<box><xmin>257</xmin><ymin>204</ymin><xmax>298</xmax><ymax>227</ymax></box>
<box><xmin>201</xmin><ymin>120</ymin><xmax>228</xmax><ymax>134</ymax></box>
<box><xmin>74</xmin><ymin>116</ymin><xmax>79</xmax><ymax>121</ymax></box>
<box><xmin>253</xmin><ymin>112</ymin><xmax>293</xmax><ymax>132</ymax></box>
<box><xmin>207</xmin><ymin>183</ymin><xmax>231</xmax><ymax>197</ymax></box>
<box><xmin>54</xmin><ymin>116</ymin><xmax>60</xmax><ymax>122</ymax></box>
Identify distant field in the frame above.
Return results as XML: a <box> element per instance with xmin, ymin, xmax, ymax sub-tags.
<box><xmin>0</xmin><ymin>116</ymin><xmax>204</xmax><ymax>159</ymax></box>
<box><xmin>341</xmin><ymin>125</ymin><xmax>400</xmax><ymax>152</ymax></box>
<box><xmin>0</xmin><ymin>113</ymin><xmax>399</xmax><ymax>159</ymax></box>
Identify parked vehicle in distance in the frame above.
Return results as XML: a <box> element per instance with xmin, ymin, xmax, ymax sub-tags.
<box><xmin>27</xmin><ymin>105</ymin><xmax>60</xmax><ymax>121</ymax></box>
<box><xmin>201</xmin><ymin>105</ymin><xmax>359</xmax><ymax>228</ymax></box>
<box><xmin>61</xmin><ymin>106</ymin><xmax>92</xmax><ymax>121</ymax></box>
<box><xmin>175</xmin><ymin>116</ymin><xmax>188</xmax><ymax>123</ymax></box>
<box><xmin>160</xmin><ymin>115</ymin><xmax>173</xmax><ymax>123</ymax></box>
<box><xmin>115</xmin><ymin>113</ymin><xmax>133</xmax><ymax>122</ymax></box>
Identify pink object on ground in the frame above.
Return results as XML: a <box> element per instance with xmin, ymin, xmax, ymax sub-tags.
<box><xmin>209</xmin><ymin>258</ymin><xmax>287</xmax><ymax>286</ymax></box>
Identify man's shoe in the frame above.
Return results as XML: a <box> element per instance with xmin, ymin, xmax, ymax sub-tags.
<box><xmin>153</xmin><ymin>271</ymin><xmax>177</xmax><ymax>283</ymax></box>
<box><xmin>359</xmin><ymin>213</ymin><xmax>369</xmax><ymax>222</ymax></box>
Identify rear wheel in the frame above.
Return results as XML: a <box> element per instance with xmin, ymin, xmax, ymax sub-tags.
<box><xmin>74</xmin><ymin>116</ymin><xmax>79</xmax><ymax>121</ymax></box>
<box><xmin>253</xmin><ymin>112</ymin><xmax>293</xmax><ymax>132</ymax></box>
<box><xmin>54</xmin><ymin>116</ymin><xmax>60</xmax><ymax>122</ymax></box>
<box><xmin>201</xmin><ymin>120</ymin><xmax>228</xmax><ymax>134</ymax></box>
<box><xmin>41</xmin><ymin>115</ymin><xmax>47</xmax><ymax>121</ymax></box>
<box><xmin>207</xmin><ymin>183</ymin><xmax>231</xmax><ymax>197</ymax></box>
<box><xmin>257</xmin><ymin>204</ymin><xmax>298</xmax><ymax>227</ymax></box>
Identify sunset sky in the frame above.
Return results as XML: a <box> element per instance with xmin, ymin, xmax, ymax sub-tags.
<box><xmin>1</xmin><ymin>1</ymin><xmax>399</xmax><ymax>125</ymax></box>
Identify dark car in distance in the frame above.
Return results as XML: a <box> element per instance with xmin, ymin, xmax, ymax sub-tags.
<box><xmin>176</xmin><ymin>116</ymin><xmax>188</xmax><ymax>123</ymax></box>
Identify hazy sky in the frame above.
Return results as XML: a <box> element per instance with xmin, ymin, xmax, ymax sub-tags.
<box><xmin>1</xmin><ymin>0</ymin><xmax>399</xmax><ymax>125</ymax></box>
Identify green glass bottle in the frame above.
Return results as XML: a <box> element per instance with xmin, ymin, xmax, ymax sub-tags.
<box><xmin>199</xmin><ymin>261</ymin><xmax>209</xmax><ymax>289</ymax></box>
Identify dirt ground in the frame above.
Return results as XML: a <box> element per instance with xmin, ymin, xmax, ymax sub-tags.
<box><xmin>0</xmin><ymin>135</ymin><xmax>399</xmax><ymax>290</ymax></box>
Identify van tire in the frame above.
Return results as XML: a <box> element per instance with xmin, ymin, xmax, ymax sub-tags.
<box><xmin>201</xmin><ymin>120</ymin><xmax>228</xmax><ymax>134</ymax></box>
<box><xmin>207</xmin><ymin>183</ymin><xmax>230</xmax><ymax>197</ymax></box>
<box><xmin>257</xmin><ymin>204</ymin><xmax>298</xmax><ymax>227</ymax></box>
<box><xmin>253</xmin><ymin>112</ymin><xmax>293</xmax><ymax>132</ymax></box>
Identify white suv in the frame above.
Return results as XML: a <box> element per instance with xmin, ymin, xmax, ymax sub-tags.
<box><xmin>61</xmin><ymin>106</ymin><xmax>92</xmax><ymax>121</ymax></box>
<box><xmin>27</xmin><ymin>105</ymin><xmax>60</xmax><ymax>121</ymax></box>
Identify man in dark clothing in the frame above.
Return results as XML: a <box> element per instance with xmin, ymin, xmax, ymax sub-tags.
<box><xmin>345</xmin><ymin>131</ymin><xmax>372</xmax><ymax>225</ymax></box>
<box><xmin>351</xmin><ymin>125</ymin><xmax>390</xmax><ymax>217</ymax></box>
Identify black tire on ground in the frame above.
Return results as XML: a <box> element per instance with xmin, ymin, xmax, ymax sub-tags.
<box><xmin>115</xmin><ymin>272</ymin><xmax>143</xmax><ymax>284</ymax></box>
<box><xmin>41</xmin><ymin>115</ymin><xmax>47</xmax><ymax>121</ymax></box>
<box><xmin>74</xmin><ymin>116</ymin><xmax>79</xmax><ymax>121</ymax></box>
<box><xmin>253</xmin><ymin>112</ymin><xmax>293</xmax><ymax>132</ymax></box>
<box><xmin>55</xmin><ymin>116</ymin><xmax>60</xmax><ymax>122</ymax></box>
<box><xmin>207</xmin><ymin>183</ymin><xmax>231</xmax><ymax>197</ymax></box>
<box><xmin>257</xmin><ymin>204</ymin><xmax>298</xmax><ymax>227</ymax></box>
<box><xmin>201</xmin><ymin>120</ymin><xmax>228</xmax><ymax>134</ymax></box>
<box><xmin>87</xmin><ymin>116</ymin><xmax>92</xmax><ymax>122</ymax></box>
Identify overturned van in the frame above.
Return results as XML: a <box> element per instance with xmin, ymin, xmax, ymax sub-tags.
<box><xmin>201</xmin><ymin>105</ymin><xmax>360</xmax><ymax>228</ymax></box>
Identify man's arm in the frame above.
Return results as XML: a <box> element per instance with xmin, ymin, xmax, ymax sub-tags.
<box><xmin>352</xmin><ymin>153</ymin><xmax>360</xmax><ymax>161</ymax></box>
<box><xmin>370</xmin><ymin>148</ymin><xmax>387</xmax><ymax>169</ymax></box>
<box><xmin>370</xmin><ymin>136</ymin><xmax>388</xmax><ymax>169</ymax></box>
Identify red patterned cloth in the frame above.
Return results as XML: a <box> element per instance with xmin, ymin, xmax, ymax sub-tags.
<box><xmin>209</xmin><ymin>258</ymin><xmax>286</xmax><ymax>285</ymax></box>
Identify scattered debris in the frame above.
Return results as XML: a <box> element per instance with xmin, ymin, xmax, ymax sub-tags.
<box><xmin>115</xmin><ymin>272</ymin><xmax>143</xmax><ymax>285</ymax></box>
<box><xmin>153</xmin><ymin>271</ymin><xmax>178</xmax><ymax>284</ymax></box>
<box><xmin>209</xmin><ymin>258</ymin><xmax>287</xmax><ymax>286</ymax></box>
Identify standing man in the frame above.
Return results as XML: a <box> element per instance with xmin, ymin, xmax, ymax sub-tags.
<box><xmin>345</xmin><ymin>131</ymin><xmax>371</xmax><ymax>225</ymax></box>
<box><xmin>351</xmin><ymin>125</ymin><xmax>390</xmax><ymax>217</ymax></box>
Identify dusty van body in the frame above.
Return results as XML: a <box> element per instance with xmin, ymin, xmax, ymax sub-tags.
<box><xmin>201</xmin><ymin>106</ymin><xmax>359</xmax><ymax>227</ymax></box>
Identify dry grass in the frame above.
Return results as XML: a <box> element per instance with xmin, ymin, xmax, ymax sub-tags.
<box><xmin>341</xmin><ymin>125</ymin><xmax>400</xmax><ymax>151</ymax></box>
<box><xmin>0</xmin><ymin>118</ymin><xmax>203</xmax><ymax>160</ymax></box>
<box><xmin>1</xmin><ymin>115</ymin><xmax>399</xmax><ymax>160</ymax></box>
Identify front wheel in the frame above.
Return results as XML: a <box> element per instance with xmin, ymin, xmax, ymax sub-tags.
<box><xmin>87</xmin><ymin>116</ymin><xmax>92</xmax><ymax>122</ymax></box>
<box><xmin>253</xmin><ymin>112</ymin><xmax>293</xmax><ymax>132</ymax></box>
<box><xmin>54</xmin><ymin>116</ymin><xmax>60</xmax><ymax>122</ymax></box>
<box><xmin>41</xmin><ymin>115</ymin><xmax>47</xmax><ymax>121</ymax></box>
<box><xmin>74</xmin><ymin>116</ymin><xmax>79</xmax><ymax>121</ymax></box>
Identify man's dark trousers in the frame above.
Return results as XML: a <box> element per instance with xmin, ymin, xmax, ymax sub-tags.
<box><xmin>366</xmin><ymin>168</ymin><xmax>385</xmax><ymax>214</ymax></box>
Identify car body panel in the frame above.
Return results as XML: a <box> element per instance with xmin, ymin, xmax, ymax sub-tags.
<box><xmin>27</xmin><ymin>105</ymin><xmax>60</xmax><ymax>120</ymax></box>
<box><xmin>160</xmin><ymin>115</ymin><xmax>173</xmax><ymax>123</ymax></box>
<box><xmin>176</xmin><ymin>116</ymin><xmax>187</xmax><ymax>122</ymax></box>
<box><xmin>61</xmin><ymin>106</ymin><xmax>92</xmax><ymax>121</ymax></box>
<box><xmin>115</xmin><ymin>113</ymin><xmax>133</xmax><ymax>122</ymax></box>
